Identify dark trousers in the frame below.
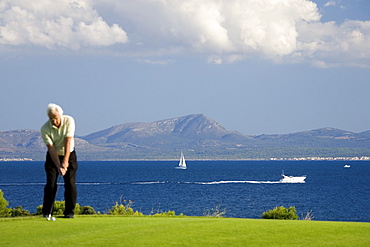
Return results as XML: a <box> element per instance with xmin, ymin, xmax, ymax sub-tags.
<box><xmin>43</xmin><ymin>150</ymin><xmax>78</xmax><ymax>216</ymax></box>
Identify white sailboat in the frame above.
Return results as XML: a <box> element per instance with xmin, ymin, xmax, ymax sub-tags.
<box><xmin>175</xmin><ymin>152</ymin><xmax>187</xmax><ymax>169</ymax></box>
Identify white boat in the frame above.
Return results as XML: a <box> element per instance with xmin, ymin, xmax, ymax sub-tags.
<box><xmin>175</xmin><ymin>152</ymin><xmax>187</xmax><ymax>169</ymax></box>
<box><xmin>280</xmin><ymin>172</ymin><xmax>306</xmax><ymax>183</ymax></box>
<box><xmin>344</xmin><ymin>164</ymin><xmax>351</xmax><ymax>168</ymax></box>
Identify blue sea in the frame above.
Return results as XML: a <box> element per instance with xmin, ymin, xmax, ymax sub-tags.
<box><xmin>0</xmin><ymin>160</ymin><xmax>369</xmax><ymax>222</ymax></box>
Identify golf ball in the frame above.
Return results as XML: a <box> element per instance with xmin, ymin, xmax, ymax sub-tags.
<box><xmin>51</xmin><ymin>217</ymin><xmax>56</xmax><ymax>221</ymax></box>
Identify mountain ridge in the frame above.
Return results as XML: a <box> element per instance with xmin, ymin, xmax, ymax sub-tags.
<box><xmin>82</xmin><ymin>114</ymin><xmax>251</xmax><ymax>144</ymax></box>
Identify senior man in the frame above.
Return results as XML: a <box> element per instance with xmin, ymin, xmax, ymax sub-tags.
<box><xmin>40</xmin><ymin>103</ymin><xmax>78</xmax><ymax>218</ymax></box>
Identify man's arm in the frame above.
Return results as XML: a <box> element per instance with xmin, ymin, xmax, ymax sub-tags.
<box><xmin>61</xmin><ymin>137</ymin><xmax>73</xmax><ymax>171</ymax></box>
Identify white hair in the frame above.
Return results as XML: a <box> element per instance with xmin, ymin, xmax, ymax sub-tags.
<box><xmin>46</xmin><ymin>103</ymin><xmax>63</xmax><ymax>116</ymax></box>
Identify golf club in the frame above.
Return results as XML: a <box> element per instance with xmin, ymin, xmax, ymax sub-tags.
<box><xmin>46</xmin><ymin>175</ymin><xmax>62</xmax><ymax>221</ymax></box>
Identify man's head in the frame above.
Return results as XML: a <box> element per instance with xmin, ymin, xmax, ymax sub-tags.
<box><xmin>47</xmin><ymin>103</ymin><xmax>63</xmax><ymax>128</ymax></box>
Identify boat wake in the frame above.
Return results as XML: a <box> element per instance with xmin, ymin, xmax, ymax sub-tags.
<box><xmin>0</xmin><ymin>180</ymin><xmax>305</xmax><ymax>186</ymax></box>
<box><xmin>193</xmin><ymin>181</ymin><xmax>280</xmax><ymax>184</ymax></box>
<box><xmin>0</xmin><ymin>182</ymin><xmax>46</xmax><ymax>186</ymax></box>
<box><xmin>132</xmin><ymin>181</ymin><xmax>168</xmax><ymax>185</ymax></box>
<box><xmin>129</xmin><ymin>180</ymin><xmax>304</xmax><ymax>185</ymax></box>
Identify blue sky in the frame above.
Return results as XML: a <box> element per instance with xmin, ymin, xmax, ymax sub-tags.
<box><xmin>1</xmin><ymin>0</ymin><xmax>369</xmax><ymax>136</ymax></box>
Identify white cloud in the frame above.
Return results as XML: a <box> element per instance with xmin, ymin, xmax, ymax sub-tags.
<box><xmin>295</xmin><ymin>20</ymin><xmax>370</xmax><ymax>67</ymax></box>
<box><xmin>100</xmin><ymin>0</ymin><xmax>321</xmax><ymax>58</ymax></box>
<box><xmin>324</xmin><ymin>1</ymin><xmax>337</xmax><ymax>7</ymax></box>
<box><xmin>136</xmin><ymin>58</ymin><xmax>175</xmax><ymax>65</ymax></box>
<box><xmin>1</xmin><ymin>0</ymin><xmax>369</xmax><ymax>67</ymax></box>
<box><xmin>0</xmin><ymin>0</ymin><xmax>128</xmax><ymax>49</ymax></box>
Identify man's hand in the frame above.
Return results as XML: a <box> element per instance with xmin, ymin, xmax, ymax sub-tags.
<box><xmin>59</xmin><ymin>166</ymin><xmax>67</xmax><ymax>176</ymax></box>
<box><xmin>60</xmin><ymin>136</ymin><xmax>73</xmax><ymax>177</ymax></box>
<box><xmin>60</xmin><ymin>160</ymin><xmax>69</xmax><ymax>176</ymax></box>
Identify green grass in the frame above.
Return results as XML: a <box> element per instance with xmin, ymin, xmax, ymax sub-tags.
<box><xmin>0</xmin><ymin>216</ymin><xmax>369</xmax><ymax>246</ymax></box>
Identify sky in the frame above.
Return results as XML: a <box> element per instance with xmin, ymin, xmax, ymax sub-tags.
<box><xmin>0</xmin><ymin>0</ymin><xmax>369</xmax><ymax>136</ymax></box>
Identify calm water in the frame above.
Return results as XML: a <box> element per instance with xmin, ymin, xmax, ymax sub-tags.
<box><xmin>0</xmin><ymin>160</ymin><xmax>369</xmax><ymax>222</ymax></box>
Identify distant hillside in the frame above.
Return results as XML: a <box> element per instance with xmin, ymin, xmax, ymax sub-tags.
<box><xmin>81</xmin><ymin>114</ymin><xmax>257</xmax><ymax>149</ymax></box>
<box><xmin>254</xmin><ymin>128</ymin><xmax>370</xmax><ymax>148</ymax></box>
<box><xmin>1</xmin><ymin>114</ymin><xmax>370</xmax><ymax>160</ymax></box>
<box><xmin>0</xmin><ymin>130</ymin><xmax>110</xmax><ymax>161</ymax></box>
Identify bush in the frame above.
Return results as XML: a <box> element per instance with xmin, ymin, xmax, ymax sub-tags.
<box><xmin>262</xmin><ymin>206</ymin><xmax>299</xmax><ymax>220</ymax></box>
<box><xmin>0</xmin><ymin>190</ymin><xmax>31</xmax><ymax>217</ymax></box>
<box><xmin>152</xmin><ymin>211</ymin><xmax>177</xmax><ymax>216</ymax></box>
<box><xmin>36</xmin><ymin>201</ymin><xmax>84</xmax><ymax>215</ymax></box>
<box><xmin>0</xmin><ymin>190</ymin><xmax>11</xmax><ymax>217</ymax></box>
<box><xmin>10</xmin><ymin>206</ymin><xmax>31</xmax><ymax>217</ymax></box>
<box><xmin>80</xmin><ymin>206</ymin><xmax>96</xmax><ymax>215</ymax></box>
<box><xmin>109</xmin><ymin>200</ymin><xmax>143</xmax><ymax>216</ymax></box>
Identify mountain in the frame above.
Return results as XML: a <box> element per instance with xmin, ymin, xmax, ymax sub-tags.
<box><xmin>1</xmin><ymin>114</ymin><xmax>369</xmax><ymax>160</ymax></box>
<box><xmin>0</xmin><ymin>130</ymin><xmax>43</xmax><ymax>152</ymax></box>
<box><xmin>0</xmin><ymin>130</ymin><xmax>110</xmax><ymax>160</ymax></box>
<box><xmin>254</xmin><ymin>127</ymin><xmax>370</xmax><ymax>148</ymax></box>
<box><xmin>81</xmin><ymin>114</ymin><xmax>257</xmax><ymax>150</ymax></box>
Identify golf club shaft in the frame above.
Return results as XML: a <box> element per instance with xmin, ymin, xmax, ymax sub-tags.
<box><xmin>49</xmin><ymin>175</ymin><xmax>62</xmax><ymax>216</ymax></box>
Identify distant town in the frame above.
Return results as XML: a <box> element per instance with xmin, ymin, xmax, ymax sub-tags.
<box><xmin>1</xmin><ymin>157</ymin><xmax>370</xmax><ymax>162</ymax></box>
<box><xmin>0</xmin><ymin>158</ymin><xmax>34</xmax><ymax>161</ymax></box>
<box><xmin>270</xmin><ymin>156</ymin><xmax>370</xmax><ymax>161</ymax></box>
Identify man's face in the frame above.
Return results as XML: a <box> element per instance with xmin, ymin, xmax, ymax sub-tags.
<box><xmin>48</xmin><ymin>110</ymin><xmax>62</xmax><ymax>128</ymax></box>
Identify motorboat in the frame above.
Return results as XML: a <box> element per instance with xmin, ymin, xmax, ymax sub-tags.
<box><xmin>280</xmin><ymin>172</ymin><xmax>306</xmax><ymax>183</ymax></box>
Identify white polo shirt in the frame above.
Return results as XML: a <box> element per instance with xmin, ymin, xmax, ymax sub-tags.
<box><xmin>40</xmin><ymin>115</ymin><xmax>75</xmax><ymax>156</ymax></box>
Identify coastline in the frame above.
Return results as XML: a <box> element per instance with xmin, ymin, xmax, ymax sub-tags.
<box><xmin>2</xmin><ymin>156</ymin><xmax>370</xmax><ymax>162</ymax></box>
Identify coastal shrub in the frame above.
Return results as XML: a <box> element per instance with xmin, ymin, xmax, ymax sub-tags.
<box><xmin>10</xmin><ymin>206</ymin><xmax>31</xmax><ymax>217</ymax></box>
<box><xmin>0</xmin><ymin>190</ymin><xmax>31</xmax><ymax>217</ymax></box>
<box><xmin>152</xmin><ymin>210</ymin><xmax>177</xmax><ymax>216</ymax></box>
<box><xmin>149</xmin><ymin>204</ymin><xmax>178</xmax><ymax>216</ymax></box>
<box><xmin>262</xmin><ymin>206</ymin><xmax>299</xmax><ymax>220</ymax></box>
<box><xmin>0</xmin><ymin>189</ymin><xmax>11</xmax><ymax>217</ymax></box>
<box><xmin>109</xmin><ymin>200</ymin><xmax>143</xmax><ymax>216</ymax></box>
<box><xmin>36</xmin><ymin>201</ymin><xmax>82</xmax><ymax>215</ymax></box>
<box><xmin>80</xmin><ymin>206</ymin><xmax>96</xmax><ymax>215</ymax></box>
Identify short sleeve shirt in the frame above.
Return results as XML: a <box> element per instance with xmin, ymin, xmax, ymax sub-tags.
<box><xmin>40</xmin><ymin>115</ymin><xmax>75</xmax><ymax>156</ymax></box>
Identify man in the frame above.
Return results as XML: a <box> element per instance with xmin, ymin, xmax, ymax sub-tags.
<box><xmin>40</xmin><ymin>103</ymin><xmax>78</xmax><ymax>218</ymax></box>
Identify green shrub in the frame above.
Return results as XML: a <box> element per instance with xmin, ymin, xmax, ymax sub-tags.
<box><xmin>0</xmin><ymin>190</ymin><xmax>32</xmax><ymax>217</ymax></box>
<box><xmin>0</xmin><ymin>190</ymin><xmax>11</xmax><ymax>217</ymax></box>
<box><xmin>152</xmin><ymin>211</ymin><xmax>176</xmax><ymax>216</ymax></box>
<box><xmin>80</xmin><ymin>206</ymin><xmax>96</xmax><ymax>215</ymax></box>
<box><xmin>109</xmin><ymin>200</ymin><xmax>143</xmax><ymax>216</ymax></box>
<box><xmin>36</xmin><ymin>201</ymin><xmax>82</xmax><ymax>215</ymax></box>
<box><xmin>10</xmin><ymin>206</ymin><xmax>31</xmax><ymax>217</ymax></box>
<box><xmin>262</xmin><ymin>206</ymin><xmax>299</xmax><ymax>220</ymax></box>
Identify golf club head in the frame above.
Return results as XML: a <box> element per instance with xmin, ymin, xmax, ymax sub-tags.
<box><xmin>46</xmin><ymin>214</ymin><xmax>51</xmax><ymax>221</ymax></box>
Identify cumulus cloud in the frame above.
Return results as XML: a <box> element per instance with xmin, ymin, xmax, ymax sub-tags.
<box><xmin>0</xmin><ymin>0</ymin><xmax>128</xmax><ymax>49</ymax></box>
<box><xmin>295</xmin><ymin>20</ymin><xmax>370</xmax><ymax>67</ymax></box>
<box><xmin>102</xmin><ymin>0</ymin><xmax>320</xmax><ymax>56</ymax></box>
<box><xmin>99</xmin><ymin>0</ymin><xmax>370</xmax><ymax>67</ymax></box>
<box><xmin>1</xmin><ymin>0</ymin><xmax>369</xmax><ymax>67</ymax></box>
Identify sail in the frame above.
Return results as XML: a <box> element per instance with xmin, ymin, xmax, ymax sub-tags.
<box><xmin>176</xmin><ymin>152</ymin><xmax>187</xmax><ymax>169</ymax></box>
